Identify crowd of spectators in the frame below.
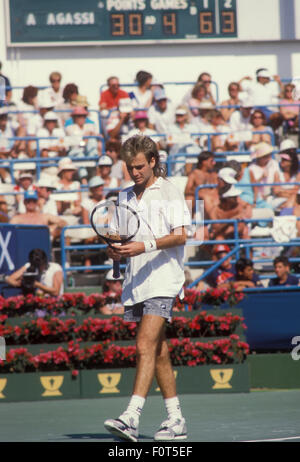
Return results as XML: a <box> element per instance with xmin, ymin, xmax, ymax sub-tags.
<box><xmin>0</xmin><ymin>61</ymin><xmax>300</xmax><ymax>293</ymax></box>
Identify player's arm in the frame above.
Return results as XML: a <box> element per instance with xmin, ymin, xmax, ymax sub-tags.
<box><xmin>110</xmin><ymin>226</ymin><xmax>187</xmax><ymax>258</ymax></box>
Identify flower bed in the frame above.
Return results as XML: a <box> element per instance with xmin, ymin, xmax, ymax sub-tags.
<box><xmin>0</xmin><ymin>336</ymin><xmax>249</xmax><ymax>374</ymax></box>
<box><xmin>0</xmin><ymin>312</ymin><xmax>245</xmax><ymax>345</ymax></box>
<box><xmin>0</xmin><ymin>287</ymin><xmax>244</xmax><ymax>320</ymax></box>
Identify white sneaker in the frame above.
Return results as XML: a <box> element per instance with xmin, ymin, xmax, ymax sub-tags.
<box><xmin>104</xmin><ymin>414</ymin><xmax>139</xmax><ymax>442</ymax></box>
<box><xmin>154</xmin><ymin>417</ymin><xmax>187</xmax><ymax>441</ymax></box>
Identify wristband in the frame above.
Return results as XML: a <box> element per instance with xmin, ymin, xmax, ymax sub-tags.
<box><xmin>144</xmin><ymin>240</ymin><xmax>157</xmax><ymax>253</ymax></box>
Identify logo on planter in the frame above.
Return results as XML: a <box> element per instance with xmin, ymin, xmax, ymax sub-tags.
<box><xmin>0</xmin><ymin>378</ymin><xmax>7</xmax><ymax>399</ymax></box>
<box><xmin>40</xmin><ymin>376</ymin><xmax>64</xmax><ymax>397</ymax></box>
<box><xmin>97</xmin><ymin>373</ymin><xmax>121</xmax><ymax>394</ymax></box>
<box><xmin>210</xmin><ymin>369</ymin><xmax>233</xmax><ymax>389</ymax></box>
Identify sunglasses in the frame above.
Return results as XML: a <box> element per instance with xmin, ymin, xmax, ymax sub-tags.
<box><xmin>51</xmin><ymin>79</ymin><xmax>61</xmax><ymax>83</ymax></box>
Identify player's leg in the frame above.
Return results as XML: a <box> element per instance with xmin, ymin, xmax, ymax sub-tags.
<box><xmin>154</xmin><ymin>329</ymin><xmax>187</xmax><ymax>441</ymax></box>
<box><xmin>104</xmin><ymin>313</ymin><xmax>165</xmax><ymax>442</ymax></box>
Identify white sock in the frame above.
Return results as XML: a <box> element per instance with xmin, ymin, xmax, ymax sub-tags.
<box><xmin>164</xmin><ymin>396</ymin><xmax>183</xmax><ymax>421</ymax></box>
<box><xmin>121</xmin><ymin>395</ymin><xmax>145</xmax><ymax>424</ymax></box>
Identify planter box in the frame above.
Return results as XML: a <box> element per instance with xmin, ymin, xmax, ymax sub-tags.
<box><xmin>0</xmin><ymin>363</ymin><xmax>249</xmax><ymax>403</ymax></box>
<box><xmin>0</xmin><ymin>371</ymin><xmax>80</xmax><ymax>402</ymax></box>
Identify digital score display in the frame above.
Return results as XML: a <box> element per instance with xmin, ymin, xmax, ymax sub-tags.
<box><xmin>6</xmin><ymin>0</ymin><xmax>237</xmax><ymax>46</ymax></box>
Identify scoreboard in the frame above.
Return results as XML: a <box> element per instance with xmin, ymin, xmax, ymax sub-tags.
<box><xmin>5</xmin><ymin>0</ymin><xmax>238</xmax><ymax>46</ymax></box>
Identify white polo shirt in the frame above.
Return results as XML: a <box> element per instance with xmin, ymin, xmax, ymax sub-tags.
<box><xmin>117</xmin><ymin>177</ymin><xmax>191</xmax><ymax>306</ymax></box>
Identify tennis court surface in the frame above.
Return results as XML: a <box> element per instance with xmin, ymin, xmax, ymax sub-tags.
<box><xmin>1</xmin><ymin>390</ymin><xmax>300</xmax><ymax>442</ymax></box>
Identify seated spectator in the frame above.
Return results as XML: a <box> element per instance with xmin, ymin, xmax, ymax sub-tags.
<box><xmin>249</xmin><ymin>142</ymin><xmax>280</xmax><ymax>207</ymax></box>
<box><xmin>0</xmin><ymin>107</ymin><xmax>26</xmax><ymax>163</ymax></box>
<box><xmin>272</xmin><ymin>140</ymin><xmax>300</xmax><ymax>211</ymax></box>
<box><xmin>10</xmin><ymin>190</ymin><xmax>67</xmax><ymax>241</ymax></box>
<box><xmin>106</xmin><ymin>97</ymin><xmax>134</xmax><ymax>140</ymax></box>
<box><xmin>0</xmin><ymin>61</ymin><xmax>12</xmax><ymax>104</ymax></box>
<box><xmin>36</xmin><ymin>111</ymin><xmax>66</xmax><ymax>159</ymax></box>
<box><xmin>56</xmin><ymin>83</ymin><xmax>79</xmax><ymax>125</ymax></box>
<box><xmin>99</xmin><ymin>76</ymin><xmax>129</xmax><ymax>111</ymax></box>
<box><xmin>167</xmin><ymin>105</ymin><xmax>201</xmax><ymax>175</ymax></box>
<box><xmin>184</xmin><ymin>151</ymin><xmax>217</xmax><ymax>213</ymax></box>
<box><xmin>14</xmin><ymin>171</ymin><xmax>37</xmax><ymax>213</ymax></box>
<box><xmin>148</xmin><ymin>88</ymin><xmax>175</xmax><ymax>138</ymax></box>
<box><xmin>0</xmin><ymin>196</ymin><xmax>9</xmax><ymax>223</ymax></box>
<box><xmin>5</xmin><ymin>248</ymin><xmax>64</xmax><ymax>296</ymax></box>
<box><xmin>293</xmin><ymin>190</ymin><xmax>300</xmax><ymax>236</ymax></box>
<box><xmin>279</xmin><ymin>83</ymin><xmax>300</xmax><ymax>132</ymax></box>
<box><xmin>191</xmin><ymin>101</ymin><xmax>215</xmax><ymax>149</ymax></box>
<box><xmin>249</xmin><ymin>109</ymin><xmax>273</xmax><ymax>147</ymax></box>
<box><xmin>97</xmin><ymin>155</ymin><xmax>119</xmax><ymax>189</ymax></box>
<box><xmin>65</xmin><ymin>106</ymin><xmax>101</xmax><ymax>181</ymax></box>
<box><xmin>64</xmin><ymin>95</ymin><xmax>94</xmax><ymax>128</ymax></box>
<box><xmin>268</xmin><ymin>256</ymin><xmax>299</xmax><ymax>287</ymax></box>
<box><xmin>188</xmin><ymin>83</ymin><xmax>212</xmax><ymax>116</ymax></box>
<box><xmin>100</xmin><ymin>269</ymin><xmax>124</xmax><ymax>315</ymax></box>
<box><xmin>17</xmin><ymin>85</ymin><xmax>39</xmax><ymax>129</ymax></box>
<box><xmin>220</xmin><ymin>82</ymin><xmax>241</xmax><ymax>122</ymax></box>
<box><xmin>227</xmin><ymin>97</ymin><xmax>253</xmax><ymax>151</ymax></box>
<box><xmin>54</xmin><ymin>158</ymin><xmax>82</xmax><ymax>217</ymax></box>
<box><xmin>125</xmin><ymin>111</ymin><xmax>158</xmax><ymax>144</ymax></box>
<box><xmin>130</xmin><ymin>70</ymin><xmax>153</xmax><ymax>109</ymax></box>
<box><xmin>239</xmin><ymin>69</ymin><xmax>284</xmax><ymax>131</ymax></box>
<box><xmin>207</xmin><ymin>110</ymin><xmax>231</xmax><ymax>152</ymax></box>
<box><xmin>205</xmin><ymin>244</ymin><xmax>235</xmax><ymax>287</ymax></box>
<box><xmin>81</xmin><ymin>175</ymin><xmax>106</xmax><ymax>269</ymax></box>
<box><xmin>183</xmin><ymin>72</ymin><xmax>216</xmax><ymax>106</ymax></box>
<box><xmin>208</xmin><ymin>185</ymin><xmax>252</xmax><ymax>241</ymax></box>
<box><xmin>36</xmin><ymin>175</ymin><xmax>58</xmax><ymax>215</ymax></box>
<box><xmin>228</xmin><ymin>257</ymin><xmax>262</xmax><ymax>290</ymax></box>
<box><xmin>105</xmin><ymin>139</ymin><xmax>131</xmax><ymax>187</ymax></box>
<box><xmin>39</xmin><ymin>71</ymin><xmax>64</xmax><ymax>108</ymax></box>
<box><xmin>27</xmin><ymin>93</ymin><xmax>55</xmax><ymax>137</ymax></box>
<box><xmin>225</xmin><ymin>157</ymin><xmax>275</xmax><ymax>228</ymax></box>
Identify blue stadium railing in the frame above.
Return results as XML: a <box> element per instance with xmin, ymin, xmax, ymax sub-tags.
<box><xmin>1</xmin><ymin>134</ymin><xmax>105</xmax><ymax>182</ymax></box>
<box><xmin>60</xmin><ymin>216</ymin><xmax>300</xmax><ymax>287</ymax></box>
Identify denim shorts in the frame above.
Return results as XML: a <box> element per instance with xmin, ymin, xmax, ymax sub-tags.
<box><xmin>124</xmin><ymin>297</ymin><xmax>175</xmax><ymax>323</ymax></box>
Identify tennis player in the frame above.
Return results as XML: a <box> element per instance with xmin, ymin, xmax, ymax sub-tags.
<box><xmin>104</xmin><ymin>135</ymin><xmax>191</xmax><ymax>442</ymax></box>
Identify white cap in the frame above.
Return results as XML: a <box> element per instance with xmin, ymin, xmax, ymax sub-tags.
<box><xmin>218</xmin><ymin>167</ymin><xmax>238</xmax><ymax>184</ymax></box>
<box><xmin>222</xmin><ymin>185</ymin><xmax>242</xmax><ymax>198</ymax></box>
<box><xmin>57</xmin><ymin>157</ymin><xmax>77</xmax><ymax>175</ymax></box>
<box><xmin>105</xmin><ymin>269</ymin><xmax>124</xmax><ymax>281</ymax></box>
<box><xmin>36</xmin><ymin>175</ymin><xmax>56</xmax><ymax>189</ymax></box>
<box><xmin>0</xmin><ymin>107</ymin><xmax>8</xmax><ymax>117</ymax></box>
<box><xmin>175</xmin><ymin>106</ymin><xmax>188</xmax><ymax>115</ymax></box>
<box><xmin>198</xmin><ymin>101</ymin><xmax>214</xmax><ymax>109</ymax></box>
<box><xmin>98</xmin><ymin>155</ymin><xmax>113</xmax><ymax>167</ymax></box>
<box><xmin>39</xmin><ymin>94</ymin><xmax>54</xmax><ymax>108</ymax></box>
<box><xmin>88</xmin><ymin>176</ymin><xmax>105</xmax><ymax>188</ymax></box>
<box><xmin>19</xmin><ymin>172</ymin><xmax>33</xmax><ymax>180</ymax></box>
<box><xmin>44</xmin><ymin>111</ymin><xmax>58</xmax><ymax>121</ymax></box>
<box><xmin>119</xmin><ymin>98</ymin><xmax>133</xmax><ymax>113</ymax></box>
<box><xmin>240</xmin><ymin>95</ymin><xmax>254</xmax><ymax>108</ymax></box>
<box><xmin>257</xmin><ymin>70</ymin><xmax>271</xmax><ymax>79</ymax></box>
<box><xmin>158</xmin><ymin>150</ymin><xmax>168</xmax><ymax>163</ymax></box>
<box><xmin>279</xmin><ymin>139</ymin><xmax>296</xmax><ymax>152</ymax></box>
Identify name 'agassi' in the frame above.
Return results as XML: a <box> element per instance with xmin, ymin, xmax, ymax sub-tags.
<box><xmin>106</xmin><ymin>0</ymin><xmax>188</xmax><ymax>10</ymax></box>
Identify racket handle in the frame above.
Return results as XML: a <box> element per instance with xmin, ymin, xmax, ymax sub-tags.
<box><xmin>113</xmin><ymin>260</ymin><xmax>120</xmax><ymax>279</ymax></box>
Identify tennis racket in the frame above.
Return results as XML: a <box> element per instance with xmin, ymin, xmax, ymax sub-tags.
<box><xmin>90</xmin><ymin>199</ymin><xmax>140</xmax><ymax>279</ymax></box>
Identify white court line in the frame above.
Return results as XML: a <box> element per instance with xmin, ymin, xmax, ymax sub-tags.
<box><xmin>242</xmin><ymin>435</ymin><xmax>300</xmax><ymax>442</ymax></box>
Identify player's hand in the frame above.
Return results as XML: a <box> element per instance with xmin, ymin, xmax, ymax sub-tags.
<box><xmin>107</xmin><ymin>246</ymin><xmax>121</xmax><ymax>261</ymax></box>
<box><xmin>111</xmin><ymin>242</ymin><xmax>145</xmax><ymax>257</ymax></box>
